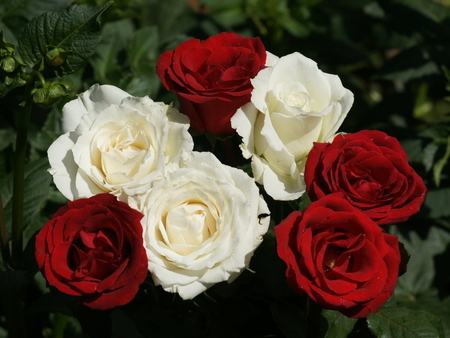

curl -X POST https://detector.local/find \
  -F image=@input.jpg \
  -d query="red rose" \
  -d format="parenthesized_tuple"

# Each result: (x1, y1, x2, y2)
(156, 32, 267, 134)
(275, 194, 401, 318)
(305, 130, 427, 226)
(35, 193, 148, 310)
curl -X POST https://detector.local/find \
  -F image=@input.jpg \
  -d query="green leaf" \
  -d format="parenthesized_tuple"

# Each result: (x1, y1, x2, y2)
(212, 8, 247, 29)
(398, 241, 410, 277)
(390, 226, 450, 297)
(0, 0, 75, 45)
(321, 309, 357, 338)
(367, 305, 445, 338)
(129, 26, 159, 70)
(0, 128, 15, 151)
(433, 136, 450, 187)
(394, 292, 450, 338)
(400, 139, 423, 164)
(393, 0, 450, 23)
(0, 22, 17, 46)
(0, 157, 52, 238)
(270, 302, 308, 338)
(28, 106, 62, 153)
(422, 142, 439, 172)
(127, 26, 160, 97)
(17, 2, 112, 74)
(23, 213, 48, 254)
(0, 0, 75, 22)
(89, 18, 135, 84)
(299, 192, 312, 212)
(144, 0, 196, 45)
(0, 75, 26, 99)
(423, 188, 450, 219)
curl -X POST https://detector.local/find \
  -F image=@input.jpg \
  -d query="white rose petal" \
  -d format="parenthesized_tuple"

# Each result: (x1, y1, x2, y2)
(48, 84, 193, 200)
(232, 52, 354, 201)
(131, 152, 270, 300)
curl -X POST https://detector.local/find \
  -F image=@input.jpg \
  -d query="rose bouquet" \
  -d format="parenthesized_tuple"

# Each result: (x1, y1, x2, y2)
(0, 1, 448, 337)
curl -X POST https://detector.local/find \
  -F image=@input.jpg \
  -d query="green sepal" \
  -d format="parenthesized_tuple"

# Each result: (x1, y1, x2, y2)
(31, 80, 75, 107)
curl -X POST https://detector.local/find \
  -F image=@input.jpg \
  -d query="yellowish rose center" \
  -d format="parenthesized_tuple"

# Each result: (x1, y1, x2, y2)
(164, 202, 216, 255)
(97, 120, 154, 185)
(282, 82, 313, 113)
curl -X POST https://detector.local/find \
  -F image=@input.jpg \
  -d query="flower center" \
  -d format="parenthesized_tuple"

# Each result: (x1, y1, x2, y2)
(69, 228, 126, 281)
(96, 120, 154, 185)
(281, 82, 314, 114)
(164, 202, 216, 255)
(322, 245, 343, 274)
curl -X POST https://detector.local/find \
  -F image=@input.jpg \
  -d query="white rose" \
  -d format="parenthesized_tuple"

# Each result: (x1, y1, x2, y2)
(130, 151, 270, 300)
(231, 52, 354, 201)
(48, 84, 193, 200)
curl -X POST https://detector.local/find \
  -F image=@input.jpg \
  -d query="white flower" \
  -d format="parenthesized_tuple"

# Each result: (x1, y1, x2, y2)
(231, 52, 354, 201)
(130, 151, 270, 300)
(48, 84, 193, 200)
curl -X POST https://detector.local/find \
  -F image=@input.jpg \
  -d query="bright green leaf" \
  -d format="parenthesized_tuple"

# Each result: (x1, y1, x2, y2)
(17, 2, 112, 74)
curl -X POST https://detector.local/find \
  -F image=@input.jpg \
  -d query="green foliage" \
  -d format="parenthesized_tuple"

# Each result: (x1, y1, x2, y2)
(89, 19, 162, 97)
(367, 304, 445, 338)
(0, 0, 75, 45)
(321, 309, 357, 338)
(0, 157, 52, 238)
(17, 2, 112, 75)
(424, 188, 450, 219)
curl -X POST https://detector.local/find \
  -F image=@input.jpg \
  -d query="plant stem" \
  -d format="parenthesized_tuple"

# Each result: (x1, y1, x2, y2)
(0, 192, 11, 265)
(11, 87, 33, 270)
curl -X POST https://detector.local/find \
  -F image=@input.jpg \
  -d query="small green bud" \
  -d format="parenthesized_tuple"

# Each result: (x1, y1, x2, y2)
(0, 56, 16, 72)
(45, 47, 69, 68)
(31, 80, 75, 107)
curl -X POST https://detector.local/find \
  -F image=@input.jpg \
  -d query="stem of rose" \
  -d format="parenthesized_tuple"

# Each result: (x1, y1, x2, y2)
(11, 82, 33, 270)
(4, 80, 35, 338)
(0, 193, 11, 265)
